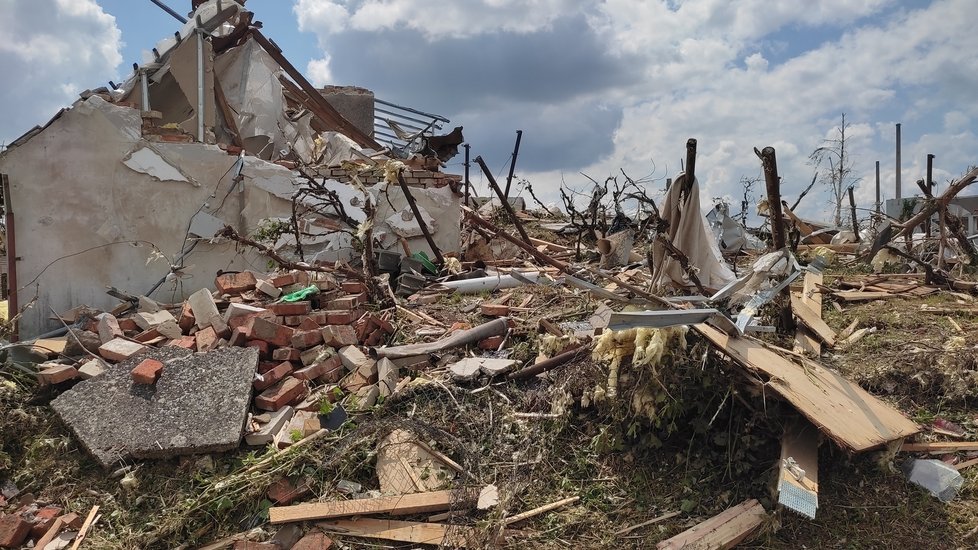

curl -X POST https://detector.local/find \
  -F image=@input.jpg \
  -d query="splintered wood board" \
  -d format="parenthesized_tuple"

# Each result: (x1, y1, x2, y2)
(656, 499, 766, 549)
(695, 324, 920, 452)
(793, 272, 825, 354)
(317, 518, 474, 547)
(791, 293, 836, 347)
(269, 490, 455, 523)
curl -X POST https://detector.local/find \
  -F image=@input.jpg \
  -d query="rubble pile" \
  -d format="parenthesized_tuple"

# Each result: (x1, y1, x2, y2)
(3, 2, 978, 550)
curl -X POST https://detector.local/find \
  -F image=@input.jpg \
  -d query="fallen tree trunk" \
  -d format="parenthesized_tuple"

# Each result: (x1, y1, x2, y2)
(370, 317, 510, 359)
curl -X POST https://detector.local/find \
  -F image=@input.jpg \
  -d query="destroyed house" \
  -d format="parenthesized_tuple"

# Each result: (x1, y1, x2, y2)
(0, 0, 463, 339)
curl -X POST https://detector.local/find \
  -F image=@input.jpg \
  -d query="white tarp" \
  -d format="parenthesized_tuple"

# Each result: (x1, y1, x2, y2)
(651, 173, 736, 292)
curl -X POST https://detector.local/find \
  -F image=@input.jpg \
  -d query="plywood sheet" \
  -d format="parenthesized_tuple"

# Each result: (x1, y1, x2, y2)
(695, 324, 920, 452)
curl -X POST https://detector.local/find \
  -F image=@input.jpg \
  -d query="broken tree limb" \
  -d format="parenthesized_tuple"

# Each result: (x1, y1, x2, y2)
(474, 156, 532, 245)
(758, 146, 786, 250)
(503, 129, 523, 198)
(465, 208, 672, 308)
(681, 138, 697, 198)
(894, 166, 978, 239)
(395, 169, 444, 265)
(507, 344, 588, 381)
(216, 225, 365, 282)
(370, 317, 509, 359)
(847, 186, 860, 241)
(614, 511, 680, 536)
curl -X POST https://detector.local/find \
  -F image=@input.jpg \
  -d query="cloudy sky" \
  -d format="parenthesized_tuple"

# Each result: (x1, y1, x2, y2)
(2, 0, 976, 223)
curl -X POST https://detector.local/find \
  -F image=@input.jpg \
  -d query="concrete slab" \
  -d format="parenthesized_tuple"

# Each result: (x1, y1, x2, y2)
(51, 346, 259, 467)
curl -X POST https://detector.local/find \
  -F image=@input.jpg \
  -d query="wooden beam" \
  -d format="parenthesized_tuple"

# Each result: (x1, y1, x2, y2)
(269, 490, 457, 524)
(790, 293, 836, 347)
(503, 496, 580, 526)
(317, 518, 474, 547)
(901, 441, 978, 453)
(656, 499, 766, 550)
(793, 271, 825, 354)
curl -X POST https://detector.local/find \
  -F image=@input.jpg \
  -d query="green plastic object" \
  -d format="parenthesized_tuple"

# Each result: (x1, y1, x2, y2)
(413, 251, 438, 274)
(280, 285, 319, 302)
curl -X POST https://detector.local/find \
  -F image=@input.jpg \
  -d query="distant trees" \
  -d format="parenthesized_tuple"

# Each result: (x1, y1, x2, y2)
(809, 113, 859, 227)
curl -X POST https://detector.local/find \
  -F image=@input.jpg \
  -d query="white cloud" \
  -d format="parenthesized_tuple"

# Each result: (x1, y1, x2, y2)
(0, 0, 122, 144)
(307, 56, 333, 87)
(295, 0, 576, 40)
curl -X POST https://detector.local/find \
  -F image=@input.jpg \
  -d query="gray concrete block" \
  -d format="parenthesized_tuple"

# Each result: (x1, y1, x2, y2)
(51, 346, 259, 467)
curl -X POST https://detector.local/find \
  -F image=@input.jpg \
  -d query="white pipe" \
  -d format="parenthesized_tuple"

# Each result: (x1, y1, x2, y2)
(140, 70, 150, 111)
(196, 29, 205, 142)
(439, 271, 540, 294)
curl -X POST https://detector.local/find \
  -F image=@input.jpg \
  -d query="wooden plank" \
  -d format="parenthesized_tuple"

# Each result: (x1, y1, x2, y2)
(269, 490, 456, 524)
(656, 499, 766, 550)
(317, 518, 473, 547)
(955, 457, 978, 471)
(695, 324, 920, 452)
(901, 441, 978, 453)
(833, 291, 900, 302)
(793, 272, 824, 354)
(790, 294, 836, 347)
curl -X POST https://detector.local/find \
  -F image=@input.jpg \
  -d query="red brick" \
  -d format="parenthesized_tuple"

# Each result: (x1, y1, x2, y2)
(292, 531, 334, 550)
(255, 361, 280, 375)
(354, 316, 378, 342)
(271, 347, 301, 361)
(255, 377, 307, 411)
(248, 317, 294, 347)
(29, 506, 63, 540)
(322, 325, 357, 347)
(232, 542, 278, 550)
(266, 477, 312, 505)
(305, 311, 330, 325)
(229, 327, 248, 347)
(58, 513, 82, 529)
(479, 336, 505, 350)
(37, 365, 78, 385)
(325, 295, 359, 310)
(269, 272, 297, 288)
(298, 317, 320, 332)
(0, 514, 30, 548)
(215, 271, 257, 295)
(178, 302, 196, 333)
(246, 340, 270, 359)
(267, 301, 312, 316)
(254, 361, 293, 391)
(325, 310, 357, 325)
(291, 329, 323, 350)
(195, 326, 218, 352)
(133, 328, 162, 343)
(132, 358, 164, 384)
(341, 281, 366, 294)
(209, 315, 231, 339)
(167, 335, 197, 349)
(282, 315, 304, 327)
(118, 317, 139, 333)
(294, 355, 342, 381)
(364, 328, 386, 347)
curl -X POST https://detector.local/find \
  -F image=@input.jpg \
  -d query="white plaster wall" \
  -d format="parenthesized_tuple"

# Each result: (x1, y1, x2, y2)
(0, 97, 461, 338)
(0, 97, 272, 337)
